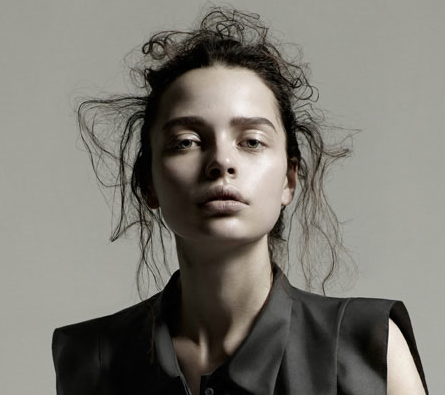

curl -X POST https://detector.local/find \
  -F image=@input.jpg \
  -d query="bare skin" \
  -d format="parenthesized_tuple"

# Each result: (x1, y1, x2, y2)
(387, 318, 426, 395)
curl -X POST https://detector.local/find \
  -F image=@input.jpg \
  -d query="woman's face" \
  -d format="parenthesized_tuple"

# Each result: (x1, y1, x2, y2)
(147, 65, 297, 246)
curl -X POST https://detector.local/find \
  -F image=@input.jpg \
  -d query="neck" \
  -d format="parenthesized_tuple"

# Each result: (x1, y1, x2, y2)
(172, 234, 274, 363)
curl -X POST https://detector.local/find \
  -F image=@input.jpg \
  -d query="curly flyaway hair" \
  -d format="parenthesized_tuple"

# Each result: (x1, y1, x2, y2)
(77, 6, 354, 299)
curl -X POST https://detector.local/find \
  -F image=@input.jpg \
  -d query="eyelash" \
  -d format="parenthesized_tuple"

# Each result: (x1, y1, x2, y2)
(170, 138, 266, 151)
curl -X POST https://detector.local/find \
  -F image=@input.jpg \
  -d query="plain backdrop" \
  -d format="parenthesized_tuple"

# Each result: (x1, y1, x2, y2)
(1, 0, 443, 394)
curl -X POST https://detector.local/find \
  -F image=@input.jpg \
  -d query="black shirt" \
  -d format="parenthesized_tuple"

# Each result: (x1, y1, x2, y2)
(52, 263, 429, 395)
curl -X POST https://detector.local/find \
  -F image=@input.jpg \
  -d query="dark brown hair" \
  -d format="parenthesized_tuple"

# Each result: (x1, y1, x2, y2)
(78, 6, 354, 297)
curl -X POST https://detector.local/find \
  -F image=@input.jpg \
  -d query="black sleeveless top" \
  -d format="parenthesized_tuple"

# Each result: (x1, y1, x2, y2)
(52, 264, 429, 394)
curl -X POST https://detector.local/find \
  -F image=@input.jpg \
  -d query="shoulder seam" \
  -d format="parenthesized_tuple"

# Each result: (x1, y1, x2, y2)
(98, 323, 103, 391)
(335, 297, 353, 391)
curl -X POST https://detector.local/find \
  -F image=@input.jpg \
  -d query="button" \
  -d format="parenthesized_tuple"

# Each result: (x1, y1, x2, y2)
(204, 388, 214, 395)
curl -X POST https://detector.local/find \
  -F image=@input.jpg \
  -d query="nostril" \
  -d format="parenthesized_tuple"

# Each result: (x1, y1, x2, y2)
(206, 164, 235, 179)
(208, 168, 221, 178)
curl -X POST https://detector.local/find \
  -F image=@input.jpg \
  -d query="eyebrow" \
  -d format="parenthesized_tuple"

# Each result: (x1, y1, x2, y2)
(161, 116, 277, 133)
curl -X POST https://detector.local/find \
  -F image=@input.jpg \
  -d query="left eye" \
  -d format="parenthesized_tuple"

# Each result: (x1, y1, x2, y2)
(243, 139, 265, 149)
(170, 138, 265, 151)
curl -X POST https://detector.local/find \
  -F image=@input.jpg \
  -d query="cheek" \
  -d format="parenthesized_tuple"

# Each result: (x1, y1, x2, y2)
(249, 157, 288, 208)
(152, 157, 198, 203)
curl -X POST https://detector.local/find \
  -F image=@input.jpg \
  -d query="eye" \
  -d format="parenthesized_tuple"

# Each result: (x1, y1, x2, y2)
(242, 138, 266, 150)
(169, 138, 200, 151)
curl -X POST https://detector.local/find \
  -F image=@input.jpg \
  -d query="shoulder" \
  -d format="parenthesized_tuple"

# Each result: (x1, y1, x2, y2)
(287, 287, 400, 345)
(53, 294, 161, 345)
(287, 283, 350, 315)
(286, 285, 429, 395)
(52, 294, 162, 394)
(332, 296, 429, 395)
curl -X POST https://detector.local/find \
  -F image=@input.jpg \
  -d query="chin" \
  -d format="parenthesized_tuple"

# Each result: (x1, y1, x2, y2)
(194, 225, 270, 244)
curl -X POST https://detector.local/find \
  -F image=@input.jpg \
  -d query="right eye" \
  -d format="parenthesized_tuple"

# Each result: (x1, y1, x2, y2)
(170, 138, 200, 151)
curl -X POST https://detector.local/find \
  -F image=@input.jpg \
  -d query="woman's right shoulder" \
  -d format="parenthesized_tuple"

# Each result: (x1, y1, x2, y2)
(52, 293, 162, 394)
(53, 291, 163, 343)
(53, 292, 162, 338)
(54, 295, 160, 362)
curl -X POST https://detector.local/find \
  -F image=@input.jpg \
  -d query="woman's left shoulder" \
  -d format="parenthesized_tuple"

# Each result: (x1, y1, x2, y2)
(336, 296, 429, 395)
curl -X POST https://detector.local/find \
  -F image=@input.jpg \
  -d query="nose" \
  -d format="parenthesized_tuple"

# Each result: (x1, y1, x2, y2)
(204, 140, 236, 180)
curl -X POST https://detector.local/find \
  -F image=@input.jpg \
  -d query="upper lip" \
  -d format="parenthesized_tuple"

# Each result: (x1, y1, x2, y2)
(198, 185, 247, 204)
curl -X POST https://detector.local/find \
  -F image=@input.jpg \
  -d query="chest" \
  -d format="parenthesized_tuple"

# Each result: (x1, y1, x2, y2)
(172, 337, 228, 395)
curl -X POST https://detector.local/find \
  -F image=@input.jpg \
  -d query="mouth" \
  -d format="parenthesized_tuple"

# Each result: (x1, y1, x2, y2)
(205, 196, 240, 203)
(198, 185, 247, 205)
(199, 199, 248, 213)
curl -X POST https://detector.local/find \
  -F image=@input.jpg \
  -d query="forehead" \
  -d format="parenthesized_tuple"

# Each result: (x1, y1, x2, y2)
(155, 65, 280, 123)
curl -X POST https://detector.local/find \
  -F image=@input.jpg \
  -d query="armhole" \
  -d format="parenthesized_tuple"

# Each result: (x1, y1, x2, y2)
(337, 298, 428, 395)
(389, 301, 429, 395)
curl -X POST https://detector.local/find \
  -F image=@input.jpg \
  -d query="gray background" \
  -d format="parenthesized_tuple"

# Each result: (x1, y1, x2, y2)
(1, 0, 443, 394)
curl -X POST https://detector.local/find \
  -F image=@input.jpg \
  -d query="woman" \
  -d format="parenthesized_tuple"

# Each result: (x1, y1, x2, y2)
(52, 7, 429, 395)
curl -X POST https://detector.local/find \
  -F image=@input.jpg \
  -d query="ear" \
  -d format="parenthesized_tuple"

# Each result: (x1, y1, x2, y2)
(281, 158, 298, 207)
(146, 189, 160, 209)
(145, 174, 160, 209)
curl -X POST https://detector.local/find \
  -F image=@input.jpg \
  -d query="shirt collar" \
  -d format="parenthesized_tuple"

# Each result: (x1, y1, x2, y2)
(153, 263, 294, 395)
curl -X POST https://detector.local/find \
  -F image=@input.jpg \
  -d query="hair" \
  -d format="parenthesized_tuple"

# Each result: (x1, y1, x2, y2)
(77, 6, 354, 300)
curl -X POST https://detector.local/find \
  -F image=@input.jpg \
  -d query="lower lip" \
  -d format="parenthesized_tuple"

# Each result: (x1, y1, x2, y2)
(199, 200, 247, 212)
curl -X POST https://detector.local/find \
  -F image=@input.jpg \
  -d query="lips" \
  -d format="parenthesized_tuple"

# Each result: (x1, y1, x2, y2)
(198, 185, 247, 205)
